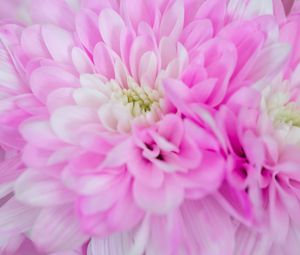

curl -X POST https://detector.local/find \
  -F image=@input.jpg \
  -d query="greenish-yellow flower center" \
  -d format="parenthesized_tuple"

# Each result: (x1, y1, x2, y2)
(109, 78, 162, 118)
(274, 103, 300, 127)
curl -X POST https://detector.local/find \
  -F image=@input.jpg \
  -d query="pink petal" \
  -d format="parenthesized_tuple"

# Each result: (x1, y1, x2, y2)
(93, 43, 115, 79)
(139, 51, 158, 88)
(246, 43, 290, 81)
(180, 19, 213, 51)
(180, 197, 235, 255)
(47, 88, 76, 113)
(75, 9, 100, 53)
(178, 150, 224, 198)
(41, 24, 75, 63)
(133, 177, 184, 214)
(195, 0, 226, 31)
(157, 114, 184, 147)
(129, 35, 154, 80)
(30, 66, 79, 102)
(101, 139, 132, 168)
(160, 0, 184, 41)
(31, 206, 87, 252)
(21, 25, 50, 58)
(98, 8, 125, 54)
(269, 183, 289, 243)
(50, 106, 98, 144)
(87, 233, 134, 255)
(0, 197, 39, 233)
(20, 118, 64, 150)
(30, 0, 75, 30)
(128, 148, 164, 188)
(71, 47, 94, 74)
(15, 170, 75, 207)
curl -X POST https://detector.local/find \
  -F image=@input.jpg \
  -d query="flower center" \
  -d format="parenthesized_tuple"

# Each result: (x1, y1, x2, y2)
(110, 78, 162, 117)
(106, 76, 163, 119)
(274, 103, 300, 127)
(264, 90, 300, 128)
(261, 85, 300, 145)
(89, 75, 164, 133)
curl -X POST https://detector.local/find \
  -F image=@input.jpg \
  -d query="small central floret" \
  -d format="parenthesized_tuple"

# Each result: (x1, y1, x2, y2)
(265, 90, 300, 128)
(109, 78, 162, 118)
(274, 103, 300, 128)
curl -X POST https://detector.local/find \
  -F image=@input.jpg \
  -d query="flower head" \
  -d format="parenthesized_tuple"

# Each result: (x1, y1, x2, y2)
(0, 0, 297, 254)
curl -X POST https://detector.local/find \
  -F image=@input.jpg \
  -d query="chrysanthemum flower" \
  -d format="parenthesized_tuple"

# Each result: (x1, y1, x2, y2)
(0, 0, 297, 254)
(215, 7, 300, 253)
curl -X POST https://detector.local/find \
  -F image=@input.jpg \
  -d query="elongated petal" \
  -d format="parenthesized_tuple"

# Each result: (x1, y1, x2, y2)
(31, 206, 87, 252)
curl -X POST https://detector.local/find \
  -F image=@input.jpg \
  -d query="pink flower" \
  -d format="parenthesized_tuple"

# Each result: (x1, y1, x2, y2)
(216, 10, 300, 252)
(0, 0, 296, 254)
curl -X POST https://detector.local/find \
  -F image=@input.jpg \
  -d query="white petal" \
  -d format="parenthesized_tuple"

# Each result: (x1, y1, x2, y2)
(0, 197, 39, 233)
(15, 170, 75, 207)
(87, 233, 134, 255)
(31, 206, 87, 252)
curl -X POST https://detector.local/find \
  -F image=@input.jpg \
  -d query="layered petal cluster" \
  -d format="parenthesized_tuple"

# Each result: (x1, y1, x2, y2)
(0, 0, 299, 255)
(214, 4, 300, 254)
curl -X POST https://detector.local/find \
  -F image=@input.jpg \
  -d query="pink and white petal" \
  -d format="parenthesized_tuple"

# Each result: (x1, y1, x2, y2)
(133, 177, 184, 214)
(76, 170, 128, 196)
(127, 149, 164, 188)
(120, 0, 156, 29)
(106, 191, 144, 233)
(203, 39, 237, 106)
(195, 0, 226, 31)
(216, 182, 254, 225)
(80, 73, 107, 90)
(181, 19, 213, 51)
(76, 9, 101, 53)
(71, 47, 94, 74)
(189, 79, 217, 103)
(129, 35, 155, 81)
(50, 249, 82, 255)
(47, 88, 76, 113)
(157, 114, 184, 147)
(30, 66, 79, 102)
(234, 225, 272, 255)
(87, 233, 134, 255)
(246, 43, 290, 81)
(78, 176, 129, 214)
(163, 79, 191, 114)
(20, 118, 64, 150)
(22, 144, 52, 169)
(159, 37, 177, 69)
(219, 21, 265, 85)
(81, 0, 116, 12)
(93, 43, 115, 79)
(101, 139, 132, 168)
(98, 8, 125, 55)
(21, 25, 50, 58)
(41, 24, 75, 63)
(160, 0, 184, 41)
(50, 106, 98, 144)
(184, 119, 220, 151)
(180, 197, 235, 255)
(268, 182, 290, 243)
(227, 87, 261, 110)
(15, 170, 75, 207)
(139, 51, 158, 88)
(0, 197, 39, 233)
(242, 130, 265, 168)
(30, 0, 75, 30)
(0, 155, 23, 185)
(73, 87, 108, 108)
(178, 150, 224, 198)
(31, 206, 87, 253)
